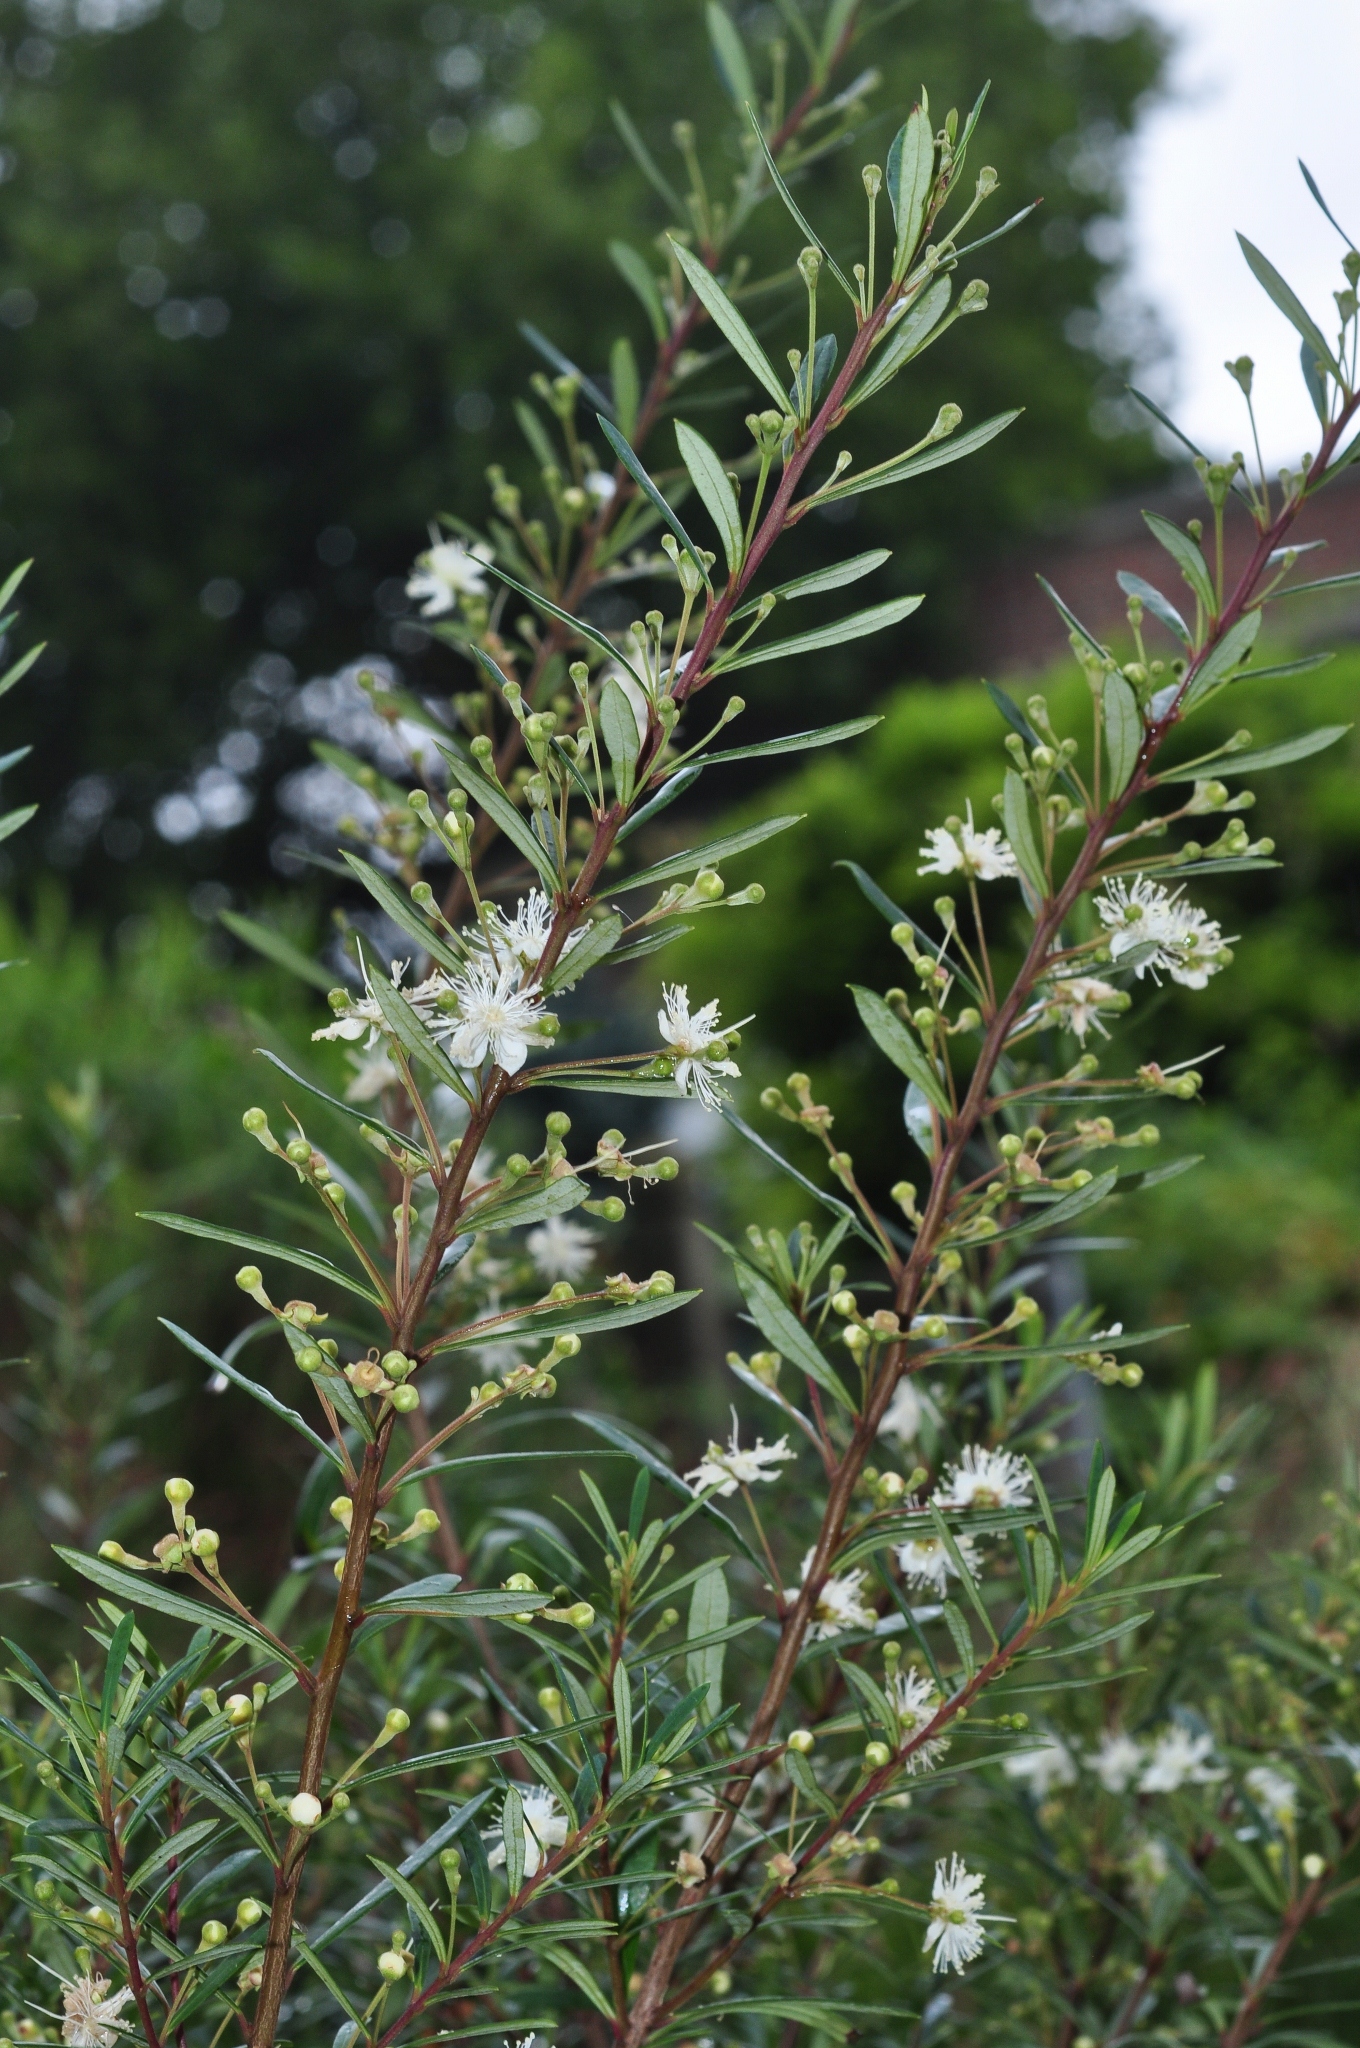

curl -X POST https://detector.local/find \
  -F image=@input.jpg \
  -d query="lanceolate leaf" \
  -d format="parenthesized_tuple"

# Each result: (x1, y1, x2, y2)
(1182, 609, 1261, 709)
(1102, 673, 1143, 795)
(1116, 570, 1190, 645)
(541, 912, 623, 993)
(460, 1174, 591, 1235)
(598, 674, 641, 806)
(427, 1288, 700, 1355)
(668, 237, 788, 409)
(609, 240, 668, 341)
(886, 104, 934, 281)
(733, 1260, 855, 1411)
(616, 813, 803, 892)
(983, 681, 1083, 802)
(597, 415, 712, 590)
(218, 912, 335, 992)
(340, 853, 465, 975)
(1002, 770, 1046, 896)
(703, 714, 882, 764)
(984, 1168, 1120, 1246)
(438, 744, 561, 891)
(675, 419, 744, 573)
(849, 275, 953, 409)
(366, 964, 467, 1097)
(518, 321, 614, 419)
(161, 1318, 344, 1472)
(731, 549, 891, 615)
(1156, 724, 1351, 782)
(746, 109, 856, 304)
(835, 859, 984, 1002)
(478, 561, 648, 693)
(609, 100, 683, 215)
(705, 0, 755, 109)
(253, 1050, 409, 1154)
(811, 411, 1021, 504)
(1270, 568, 1360, 600)
(54, 1548, 286, 1662)
(1036, 576, 1109, 659)
(1142, 510, 1216, 613)
(710, 595, 923, 671)
(849, 984, 949, 1114)
(1236, 234, 1340, 379)
(138, 1212, 384, 1307)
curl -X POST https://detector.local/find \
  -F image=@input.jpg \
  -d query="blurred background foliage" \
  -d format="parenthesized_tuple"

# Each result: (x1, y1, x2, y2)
(0, 0, 1167, 903)
(0, 0, 1356, 1649)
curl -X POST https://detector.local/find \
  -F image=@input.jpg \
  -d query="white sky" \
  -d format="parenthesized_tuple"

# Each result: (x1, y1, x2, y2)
(1126, 0, 1356, 468)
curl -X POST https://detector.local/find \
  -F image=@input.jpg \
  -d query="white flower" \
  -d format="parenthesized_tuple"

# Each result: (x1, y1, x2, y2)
(444, 960, 555, 1075)
(891, 1665, 950, 1774)
(475, 890, 585, 979)
(1089, 1729, 1144, 1793)
(1004, 1735, 1077, 1798)
(343, 1049, 401, 1102)
(312, 962, 448, 1048)
(917, 802, 1018, 882)
(1045, 974, 1121, 1042)
(1127, 1833, 1169, 1906)
(685, 1411, 795, 1498)
(60, 1975, 137, 2048)
(526, 1214, 597, 1282)
(877, 1377, 921, 1447)
(658, 984, 741, 1111)
(584, 469, 617, 505)
(407, 538, 492, 616)
(789, 1549, 876, 1640)
(1245, 1764, 1297, 1827)
(896, 1530, 981, 1597)
(1138, 1724, 1225, 1794)
(935, 1444, 1032, 1512)
(1093, 874, 1233, 989)
(923, 1853, 988, 1975)
(487, 1785, 568, 1877)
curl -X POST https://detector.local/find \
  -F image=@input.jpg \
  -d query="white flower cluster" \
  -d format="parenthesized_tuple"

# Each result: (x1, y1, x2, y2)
(1093, 874, 1233, 989)
(895, 1445, 1033, 1597)
(1085, 1722, 1226, 1795)
(917, 801, 1018, 882)
(59, 1974, 136, 2048)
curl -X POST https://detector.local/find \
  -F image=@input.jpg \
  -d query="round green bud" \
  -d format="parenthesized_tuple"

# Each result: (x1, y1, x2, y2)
(1012, 1296, 1039, 1321)
(660, 1606, 680, 1628)
(323, 1180, 346, 1206)
(391, 1384, 421, 1414)
(242, 1107, 269, 1135)
(236, 1264, 263, 1292)
(831, 1290, 857, 1318)
(566, 1601, 595, 1629)
(652, 1155, 679, 1180)
(760, 1086, 784, 1110)
(787, 1728, 815, 1754)
(86, 1904, 116, 1930)
(224, 1693, 253, 1725)
(545, 1110, 571, 1138)
(377, 1949, 410, 1983)
(234, 1896, 266, 1929)
(411, 880, 435, 909)
(198, 1919, 228, 1950)
(165, 1476, 195, 1507)
(692, 868, 724, 901)
(1302, 1852, 1325, 1881)
(709, 1969, 733, 1998)
(1137, 1124, 1160, 1146)
(34, 1875, 56, 1901)
(547, 1280, 575, 1302)
(381, 1349, 413, 1379)
(598, 1196, 626, 1223)
(537, 1686, 563, 1713)
(190, 1527, 220, 1560)
(296, 1345, 324, 1373)
(286, 1137, 312, 1163)
(331, 1789, 350, 1813)
(36, 1757, 57, 1785)
(505, 1153, 531, 1178)
(553, 1333, 582, 1359)
(469, 734, 494, 761)
(98, 1539, 127, 1563)
(998, 1133, 1023, 1159)
(505, 1572, 538, 1593)
(384, 1708, 411, 1736)
(1119, 1363, 1144, 1387)
(918, 1316, 948, 1340)
(440, 1847, 463, 1882)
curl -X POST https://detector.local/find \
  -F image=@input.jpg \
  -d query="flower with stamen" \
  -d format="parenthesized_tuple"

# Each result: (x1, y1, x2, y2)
(685, 1411, 795, 1498)
(658, 984, 743, 1111)
(1044, 974, 1122, 1042)
(922, 1853, 988, 1974)
(1093, 874, 1233, 989)
(877, 1377, 921, 1447)
(526, 1215, 597, 1282)
(1089, 1729, 1143, 1793)
(917, 802, 1017, 882)
(313, 962, 449, 1049)
(1245, 1764, 1297, 1827)
(896, 1530, 981, 1597)
(788, 1549, 876, 1639)
(1003, 1735, 1077, 1798)
(1138, 1724, 1224, 1794)
(407, 538, 492, 616)
(60, 1974, 137, 2048)
(476, 890, 585, 978)
(892, 1664, 950, 1774)
(935, 1444, 1032, 1512)
(487, 1784, 568, 1877)
(443, 960, 555, 1075)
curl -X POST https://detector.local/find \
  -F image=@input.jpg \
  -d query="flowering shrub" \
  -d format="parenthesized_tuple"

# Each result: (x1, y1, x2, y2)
(4, 9, 1360, 2048)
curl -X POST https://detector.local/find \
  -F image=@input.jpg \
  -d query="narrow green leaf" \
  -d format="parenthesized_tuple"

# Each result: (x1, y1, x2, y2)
(1102, 674, 1143, 795)
(100, 1613, 136, 1732)
(313, 1798, 488, 1952)
(371, 1858, 445, 1957)
(1157, 724, 1350, 783)
(849, 984, 949, 1113)
(138, 1212, 383, 1307)
(540, 912, 623, 994)
(542, 1942, 617, 2018)
(161, 1319, 343, 1472)
(706, 1, 755, 107)
(217, 911, 335, 992)
(731, 549, 891, 616)
(886, 104, 934, 281)
(1036, 575, 1109, 660)
(293, 1937, 366, 2029)
(54, 1548, 285, 1662)
(617, 812, 802, 893)
(0, 640, 44, 700)
(813, 412, 1021, 505)
(686, 1563, 729, 1716)
(127, 1816, 219, 1896)
(675, 419, 744, 574)
(339, 853, 465, 974)
(460, 1174, 591, 1235)
(610, 241, 668, 342)
(784, 1744, 836, 1813)
(501, 1783, 526, 1895)
(1116, 570, 1190, 645)
(253, 1049, 408, 1153)
(598, 675, 641, 807)
(0, 803, 37, 843)
(733, 1259, 855, 1411)
(609, 100, 683, 215)
(746, 109, 856, 304)
(1002, 769, 1046, 896)
(704, 715, 882, 767)
(711, 594, 923, 671)
(471, 561, 648, 690)
(848, 275, 953, 409)
(928, 1504, 996, 1645)
(0, 559, 33, 613)
(837, 1656, 895, 1739)
(596, 414, 712, 590)
(1237, 234, 1340, 379)
(518, 321, 614, 419)
(611, 334, 640, 439)
(1270, 568, 1360, 600)
(668, 237, 788, 409)
(365, 964, 468, 1098)
(941, 1601, 976, 1683)
(1182, 609, 1261, 709)
(1142, 510, 1216, 613)
(428, 1288, 699, 1355)
(438, 745, 561, 890)
(1032, 1530, 1056, 1613)
(835, 860, 983, 1001)
(1083, 1467, 1117, 1569)
(987, 1167, 1120, 1246)
(1216, 651, 1332, 683)
(612, 1659, 635, 1779)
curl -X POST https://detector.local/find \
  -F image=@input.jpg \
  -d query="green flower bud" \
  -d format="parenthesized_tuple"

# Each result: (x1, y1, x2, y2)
(384, 1708, 411, 1736)
(545, 1110, 571, 1138)
(831, 1290, 858, 1318)
(224, 1693, 253, 1725)
(377, 1949, 410, 1984)
(470, 734, 494, 761)
(242, 1106, 269, 1135)
(164, 1475, 195, 1508)
(323, 1180, 346, 1207)
(787, 1727, 815, 1754)
(198, 1919, 228, 1950)
(998, 1133, 1023, 1159)
(566, 1601, 595, 1629)
(440, 1847, 464, 1885)
(692, 868, 725, 901)
(381, 1349, 413, 1380)
(505, 1153, 531, 1178)
(296, 1345, 324, 1373)
(235, 1264, 263, 1293)
(917, 1315, 948, 1340)
(391, 1384, 420, 1414)
(286, 1137, 312, 1163)
(863, 1741, 892, 1770)
(234, 1896, 266, 1930)
(652, 1155, 679, 1180)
